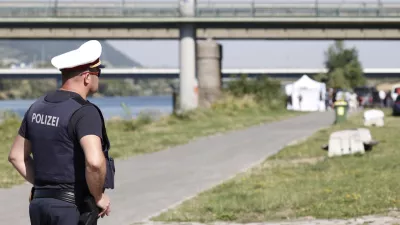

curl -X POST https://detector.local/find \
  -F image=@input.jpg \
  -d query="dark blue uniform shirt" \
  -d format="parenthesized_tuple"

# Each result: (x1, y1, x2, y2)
(18, 90, 103, 190)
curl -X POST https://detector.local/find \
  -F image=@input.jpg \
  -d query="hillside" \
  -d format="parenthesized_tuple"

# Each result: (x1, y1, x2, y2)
(0, 40, 141, 68)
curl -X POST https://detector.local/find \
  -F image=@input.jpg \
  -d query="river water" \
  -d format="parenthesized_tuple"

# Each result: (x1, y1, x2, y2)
(0, 95, 173, 120)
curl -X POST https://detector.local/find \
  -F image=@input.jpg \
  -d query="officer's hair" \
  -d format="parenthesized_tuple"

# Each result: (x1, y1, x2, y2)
(61, 69, 86, 82)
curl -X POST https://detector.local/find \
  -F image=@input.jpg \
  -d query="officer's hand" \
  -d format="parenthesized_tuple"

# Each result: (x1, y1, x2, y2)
(96, 193, 111, 218)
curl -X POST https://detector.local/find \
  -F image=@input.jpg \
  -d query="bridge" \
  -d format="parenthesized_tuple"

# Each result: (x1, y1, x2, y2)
(0, 68, 399, 80)
(1, 1, 400, 40)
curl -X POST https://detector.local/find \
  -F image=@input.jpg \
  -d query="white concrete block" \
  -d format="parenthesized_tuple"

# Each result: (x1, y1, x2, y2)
(364, 118, 384, 127)
(364, 109, 385, 127)
(356, 128, 373, 144)
(328, 130, 365, 157)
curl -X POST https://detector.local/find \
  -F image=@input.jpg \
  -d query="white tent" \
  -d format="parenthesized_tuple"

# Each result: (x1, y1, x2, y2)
(286, 75, 326, 112)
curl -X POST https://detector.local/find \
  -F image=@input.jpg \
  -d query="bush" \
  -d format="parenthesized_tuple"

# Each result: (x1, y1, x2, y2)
(225, 75, 285, 109)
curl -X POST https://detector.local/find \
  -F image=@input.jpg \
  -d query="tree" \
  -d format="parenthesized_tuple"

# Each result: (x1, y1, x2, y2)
(315, 40, 366, 89)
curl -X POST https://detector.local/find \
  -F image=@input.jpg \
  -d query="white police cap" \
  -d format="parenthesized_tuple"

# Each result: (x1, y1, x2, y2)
(51, 40, 104, 71)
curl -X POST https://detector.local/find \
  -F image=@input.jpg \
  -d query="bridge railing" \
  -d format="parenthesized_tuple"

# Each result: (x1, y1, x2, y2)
(1, 1, 400, 18)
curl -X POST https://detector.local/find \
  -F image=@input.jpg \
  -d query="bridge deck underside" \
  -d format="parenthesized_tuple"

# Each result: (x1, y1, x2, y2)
(1, 28, 400, 40)
(1, 18, 400, 39)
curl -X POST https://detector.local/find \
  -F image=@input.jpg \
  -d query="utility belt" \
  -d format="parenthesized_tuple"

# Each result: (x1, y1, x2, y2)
(30, 188, 100, 225)
(31, 188, 76, 205)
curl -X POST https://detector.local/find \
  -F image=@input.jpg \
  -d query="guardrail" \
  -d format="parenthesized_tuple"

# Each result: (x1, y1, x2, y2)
(0, 1, 400, 18)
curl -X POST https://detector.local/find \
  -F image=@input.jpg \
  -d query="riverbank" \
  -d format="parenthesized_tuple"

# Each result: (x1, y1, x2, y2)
(152, 109, 400, 223)
(0, 95, 301, 188)
(0, 79, 174, 100)
(0, 95, 173, 120)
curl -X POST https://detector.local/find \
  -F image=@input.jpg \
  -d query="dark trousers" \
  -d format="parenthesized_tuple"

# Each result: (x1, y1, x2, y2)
(29, 198, 80, 225)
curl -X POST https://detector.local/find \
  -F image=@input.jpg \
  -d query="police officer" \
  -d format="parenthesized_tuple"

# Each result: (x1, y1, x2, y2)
(8, 40, 115, 225)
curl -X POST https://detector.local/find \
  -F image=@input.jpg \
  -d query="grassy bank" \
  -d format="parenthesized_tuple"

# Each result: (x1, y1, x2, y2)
(0, 94, 300, 188)
(153, 109, 400, 223)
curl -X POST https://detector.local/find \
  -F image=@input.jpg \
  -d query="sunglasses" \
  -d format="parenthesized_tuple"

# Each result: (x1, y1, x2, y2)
(86, 68, 101, 77)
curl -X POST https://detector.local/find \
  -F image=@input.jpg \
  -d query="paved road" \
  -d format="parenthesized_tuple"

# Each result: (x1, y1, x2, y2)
(0, 111, 334, 225)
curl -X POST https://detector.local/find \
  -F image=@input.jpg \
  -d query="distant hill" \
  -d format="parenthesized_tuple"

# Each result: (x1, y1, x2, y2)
(0, 40, 141, 68)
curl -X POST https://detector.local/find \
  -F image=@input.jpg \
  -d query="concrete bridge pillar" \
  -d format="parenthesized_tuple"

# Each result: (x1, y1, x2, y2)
(197, 39, 222, 108)
(179, 0, 198, 111)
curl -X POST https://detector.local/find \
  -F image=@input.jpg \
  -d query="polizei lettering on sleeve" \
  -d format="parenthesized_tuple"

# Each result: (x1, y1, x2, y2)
(32, 113, 60, 127)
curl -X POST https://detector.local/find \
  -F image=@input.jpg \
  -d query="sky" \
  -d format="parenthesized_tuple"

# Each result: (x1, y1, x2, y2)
(108, 40, 400, 69)
(19, 0, 400, 69)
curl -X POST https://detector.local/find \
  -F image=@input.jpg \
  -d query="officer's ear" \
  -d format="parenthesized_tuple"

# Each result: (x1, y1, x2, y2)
(82, 71, 91, 84)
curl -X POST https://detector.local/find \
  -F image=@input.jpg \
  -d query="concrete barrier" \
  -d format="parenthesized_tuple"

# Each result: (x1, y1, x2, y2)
(326, 128, 378, 157)
(328, 129, 365, 157)
(364, 109, 384, 127)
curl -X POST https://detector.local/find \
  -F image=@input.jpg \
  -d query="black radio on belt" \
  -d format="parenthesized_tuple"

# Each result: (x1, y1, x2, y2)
(103, 146, 115, 189)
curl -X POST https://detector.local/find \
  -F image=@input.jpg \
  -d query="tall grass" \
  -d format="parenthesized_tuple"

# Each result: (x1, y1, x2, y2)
(225, 75, 285, 110)
(119, 74, 287, 133)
